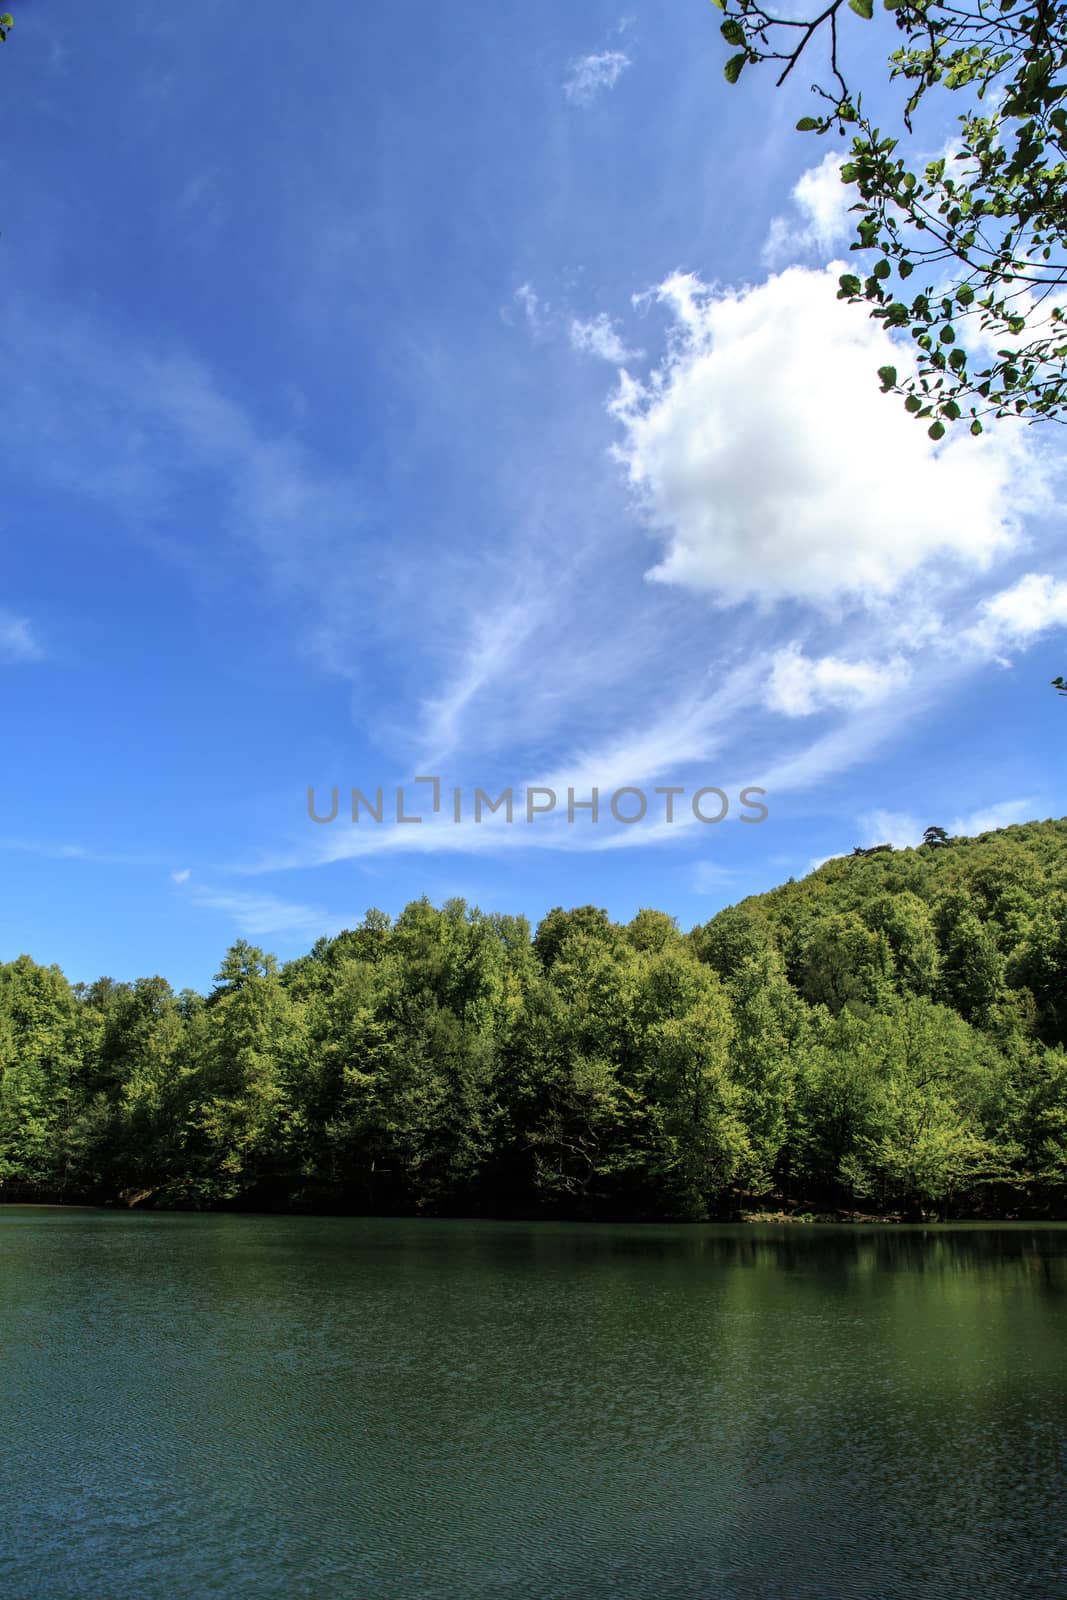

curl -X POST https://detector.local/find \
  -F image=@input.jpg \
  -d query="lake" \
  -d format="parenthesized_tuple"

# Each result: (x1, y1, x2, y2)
(2, 1210, 1065, 1599)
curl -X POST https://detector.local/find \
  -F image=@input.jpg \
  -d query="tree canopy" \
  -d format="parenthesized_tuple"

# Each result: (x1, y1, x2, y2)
(717, 0, 1067, 434)
(2, 819, 1066, 1221)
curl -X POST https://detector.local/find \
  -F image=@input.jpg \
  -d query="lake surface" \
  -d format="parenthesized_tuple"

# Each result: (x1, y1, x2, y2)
(2, 1211, 1065, 1600)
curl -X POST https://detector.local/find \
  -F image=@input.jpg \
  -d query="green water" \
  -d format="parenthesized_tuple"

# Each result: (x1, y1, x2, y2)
(1, 1210, 1065, 1599)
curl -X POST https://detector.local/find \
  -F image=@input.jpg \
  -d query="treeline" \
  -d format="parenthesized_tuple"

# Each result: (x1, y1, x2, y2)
(2, 819, 1066, 1220)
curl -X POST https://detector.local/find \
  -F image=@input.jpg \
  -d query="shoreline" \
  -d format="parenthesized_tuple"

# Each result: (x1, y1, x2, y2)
(1, 1197, 1062, 1226)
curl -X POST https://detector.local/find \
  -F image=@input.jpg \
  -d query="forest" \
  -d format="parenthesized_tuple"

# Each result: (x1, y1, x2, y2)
(2, 819, 1065, 1221)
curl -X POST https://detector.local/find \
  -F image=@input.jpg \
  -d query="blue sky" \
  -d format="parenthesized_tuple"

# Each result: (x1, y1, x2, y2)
(2, 0, 1064, 991)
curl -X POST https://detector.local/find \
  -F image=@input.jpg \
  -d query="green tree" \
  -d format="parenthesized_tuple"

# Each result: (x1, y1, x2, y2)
(717, 0, 1067, 430)
(0, 956, 97, 1196)
(841, 998, 1006, 1215)
(1005, 1042, 1067, 1205)
(644, 997, 748, 1218)
(691, 903, 777, 978)
(625, 908, 683, 954)
(936, 899, 1006, 1023)
(72, 975, 186, 1197)
(520, 924, 637, 1210)
(723, 949, 807, 1193)
(866, 891, 942, 995)
(793, 1005, 883, 1198)
(1007, 889, 1067, 1042)
(174, 943, 299, 1204)
(790, 911, 894, 1014)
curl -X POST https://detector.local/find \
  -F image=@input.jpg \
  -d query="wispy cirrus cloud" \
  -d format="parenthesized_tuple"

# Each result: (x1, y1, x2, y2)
(564, 49, 631, 107)
(507, 282, 550, 338)
(180, 880, 350, 942)
(0, 292, 402, 686)
(570, 313, 639, 364)
(0, 611, 44, 663)
(0, 835, 160, 867)
(6, 239, 1056, 899)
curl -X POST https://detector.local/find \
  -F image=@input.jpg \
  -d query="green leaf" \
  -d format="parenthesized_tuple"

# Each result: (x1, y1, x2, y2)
(837, 273, 862, 297)
(928, 420, 946, 440)
(970, 419, 984, 435)
(724, 52, 746, 84)
(849, 0, 874, 16)
(905, 394, 922, 413)
(873, 259, 891, 279)
(877, 365, 898, 390)
(796, 117, 822, 131)
(720, 19, 746, 45)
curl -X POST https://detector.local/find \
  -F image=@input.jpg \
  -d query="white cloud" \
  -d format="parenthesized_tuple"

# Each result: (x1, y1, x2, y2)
(506, 282, 551, 341)
(570, 314, 638, 365)
(807, 851, 847, 873)
(949, 798, 1036, 836)
(184, 883, 346, 942)
(0, 611, 43, 662)
(763, 153, 853, 265)
(173, 165, 226, 240)
(611, 266, 1035, 609)
(692, 860, 737, 893)
(564, 51, 631, 106)
(750, 699, 931, 797)
(765, 643, 909, 716)
(0, 835, 158, 866)
(417, 595, 548, 767)
(514, 282, 540, 322)
(171, 868, 191, 884)
(859, 809, 924, 849)
(859, 798, 1036, 849)
(535, 662, 763, 799)
(966, 572, 1067, 659)
(0, 296, 395, 687)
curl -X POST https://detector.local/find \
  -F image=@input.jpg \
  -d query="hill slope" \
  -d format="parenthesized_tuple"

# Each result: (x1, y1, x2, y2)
(2, 819, 1065, 1219)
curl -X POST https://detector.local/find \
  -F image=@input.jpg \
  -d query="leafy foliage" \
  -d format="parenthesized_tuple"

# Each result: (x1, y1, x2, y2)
(2, 820, 1067, 1219)
(716, 0, 1067, 430)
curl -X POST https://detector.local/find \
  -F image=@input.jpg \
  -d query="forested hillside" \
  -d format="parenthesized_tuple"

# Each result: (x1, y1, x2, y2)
(2, 819, 1066, 1220)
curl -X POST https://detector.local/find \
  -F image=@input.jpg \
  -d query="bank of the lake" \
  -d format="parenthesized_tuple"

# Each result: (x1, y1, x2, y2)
(3, 1207, 1065, 1600)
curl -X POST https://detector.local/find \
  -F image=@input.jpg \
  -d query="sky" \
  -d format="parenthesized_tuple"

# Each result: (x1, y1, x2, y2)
(2, 0, 1065, 991)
